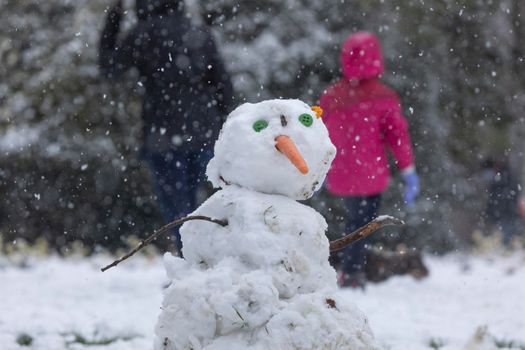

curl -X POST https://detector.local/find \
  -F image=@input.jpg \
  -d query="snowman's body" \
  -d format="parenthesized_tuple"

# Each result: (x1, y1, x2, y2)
(154, 100, 378, 350)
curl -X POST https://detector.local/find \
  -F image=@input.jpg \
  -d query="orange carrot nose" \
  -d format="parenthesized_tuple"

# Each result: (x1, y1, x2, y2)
(275, 135, 309, 174)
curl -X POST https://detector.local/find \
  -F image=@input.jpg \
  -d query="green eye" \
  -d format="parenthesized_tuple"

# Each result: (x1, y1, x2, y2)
(298, 114, 313, 127)
(252, 119, 269, 132)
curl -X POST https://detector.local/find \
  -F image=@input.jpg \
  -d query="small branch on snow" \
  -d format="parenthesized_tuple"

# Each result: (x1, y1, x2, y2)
(329, 216, 404, 253)
(101, 215, 228, 272)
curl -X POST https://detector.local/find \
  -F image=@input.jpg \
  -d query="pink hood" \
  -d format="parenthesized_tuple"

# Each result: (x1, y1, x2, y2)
(341, 32, 384, 81)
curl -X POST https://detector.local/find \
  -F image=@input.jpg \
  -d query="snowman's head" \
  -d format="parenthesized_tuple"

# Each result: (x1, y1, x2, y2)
(206, 99, 336, 200)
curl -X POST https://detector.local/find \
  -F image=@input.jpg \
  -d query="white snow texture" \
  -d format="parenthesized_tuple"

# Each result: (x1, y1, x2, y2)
(154, 99, 378, 349)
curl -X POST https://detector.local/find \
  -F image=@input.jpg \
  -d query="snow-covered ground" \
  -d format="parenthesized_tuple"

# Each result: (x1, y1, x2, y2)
(1, 253, 524, 350)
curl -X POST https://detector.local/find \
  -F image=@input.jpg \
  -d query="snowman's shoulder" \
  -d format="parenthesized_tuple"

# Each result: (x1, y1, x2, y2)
(187, 188, 233, 222)
(192, 186, 253, 210)
(193, 186, 326, 228)
(232, 187, 328, 229)
(224, 186, 320, 212)
(187, 186, 264, 220)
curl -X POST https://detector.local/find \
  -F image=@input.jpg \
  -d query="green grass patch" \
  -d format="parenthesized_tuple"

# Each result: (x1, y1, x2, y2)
(494, 338, 525, 349)
(16, 333, 33, 346)
(428, 337, 445, 349)
(64, 331, 136, 347)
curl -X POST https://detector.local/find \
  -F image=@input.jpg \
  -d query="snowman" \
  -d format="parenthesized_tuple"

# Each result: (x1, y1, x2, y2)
(154, 99, 379, 350)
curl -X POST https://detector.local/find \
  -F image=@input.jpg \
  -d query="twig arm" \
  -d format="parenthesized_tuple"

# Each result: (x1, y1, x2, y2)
(329, 216, 404, 253)
(101, 215, 228, 272)
(102, 213, 401, 271)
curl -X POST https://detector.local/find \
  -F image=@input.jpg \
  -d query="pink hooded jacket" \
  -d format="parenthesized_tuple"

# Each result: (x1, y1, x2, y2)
(321, 32, 415, 196)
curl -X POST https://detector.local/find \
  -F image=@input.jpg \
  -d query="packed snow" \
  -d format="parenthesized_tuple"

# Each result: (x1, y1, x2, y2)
(1, 253, 524, 350)
(157, 186, 376, 349)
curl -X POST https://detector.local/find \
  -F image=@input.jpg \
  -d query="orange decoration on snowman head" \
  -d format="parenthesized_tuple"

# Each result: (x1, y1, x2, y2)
(311, 105, 323, 119)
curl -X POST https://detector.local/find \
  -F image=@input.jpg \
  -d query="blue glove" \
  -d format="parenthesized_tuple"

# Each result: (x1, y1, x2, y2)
(402, 169, 420, 208)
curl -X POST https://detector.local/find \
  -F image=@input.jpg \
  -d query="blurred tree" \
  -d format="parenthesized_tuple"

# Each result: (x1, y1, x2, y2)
(0, 0, 164, 251)
(1, 0, 524, 252)
(200, 0, 525, 252)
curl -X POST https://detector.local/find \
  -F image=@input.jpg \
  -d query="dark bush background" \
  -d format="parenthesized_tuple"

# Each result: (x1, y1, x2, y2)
(2, 0, 525, 253)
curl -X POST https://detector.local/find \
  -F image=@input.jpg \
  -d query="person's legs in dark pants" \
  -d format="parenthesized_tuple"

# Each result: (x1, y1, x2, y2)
(340, 194, 381, 287)
(498, 218, 517, 247)
(145, 148, 213, 255)
(145, 150, 194, 254)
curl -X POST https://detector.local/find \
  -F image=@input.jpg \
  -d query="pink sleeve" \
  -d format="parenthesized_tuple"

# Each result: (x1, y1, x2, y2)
(380, 101, 415, 170)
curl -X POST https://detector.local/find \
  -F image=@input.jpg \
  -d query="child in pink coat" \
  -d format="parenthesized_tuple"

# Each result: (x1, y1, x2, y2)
(320, 32, 419, 288)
